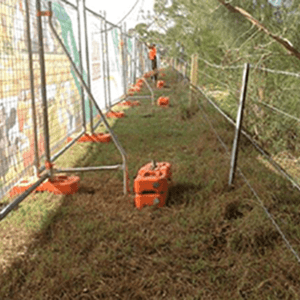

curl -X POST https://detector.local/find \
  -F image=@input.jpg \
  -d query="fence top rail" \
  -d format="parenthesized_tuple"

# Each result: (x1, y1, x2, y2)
(85, 7, 121, 29)
(60, 0, 77, 9)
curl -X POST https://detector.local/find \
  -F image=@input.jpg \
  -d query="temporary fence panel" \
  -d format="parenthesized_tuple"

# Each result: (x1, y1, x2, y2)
(48, 2, 129, 195)
(144, 44, 151, 73)
(45, 0, 84, 154)
(0, 0, 85, 215)
(126, 35, 134, 86)
(135, 42, 148, 78)
(135, 40, 144, 78)
(86, 9, 105, 112)
(135, 40, 140, 78)
(0, 0, 57, 218)
(0, 0, 40, 203)
(108, 27, 124, 104)
(0, 0, 132, 221)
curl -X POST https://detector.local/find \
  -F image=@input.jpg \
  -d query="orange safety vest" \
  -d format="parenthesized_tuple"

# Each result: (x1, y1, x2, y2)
(149, 47, 157, 60)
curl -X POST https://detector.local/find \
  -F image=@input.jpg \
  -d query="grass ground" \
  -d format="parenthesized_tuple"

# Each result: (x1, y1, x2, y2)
(0, 68, 300, 299)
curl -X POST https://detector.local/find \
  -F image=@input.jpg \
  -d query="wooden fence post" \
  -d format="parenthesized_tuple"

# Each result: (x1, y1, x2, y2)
(189, 53, 198, 108)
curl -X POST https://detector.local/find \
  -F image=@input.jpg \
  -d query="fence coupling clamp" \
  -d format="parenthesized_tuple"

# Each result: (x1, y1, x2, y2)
(37, 11, 52, 17)
(45, 161, 54, 170)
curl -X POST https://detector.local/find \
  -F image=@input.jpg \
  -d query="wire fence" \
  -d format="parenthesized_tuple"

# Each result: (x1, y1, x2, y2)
(46, 0, 85, 156)
(177, 54, 300, 186)
(0, 0, 152, 221)
(86, 8, 106, 111)
(0, 0, 41, 200)
(197, 96, 300, 264)
(172, 56, 300, 264)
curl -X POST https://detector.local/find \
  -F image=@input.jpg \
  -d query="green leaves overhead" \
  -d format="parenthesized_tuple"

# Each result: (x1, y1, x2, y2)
(133, 0, 300, 159)
(134, 0, 300, 68)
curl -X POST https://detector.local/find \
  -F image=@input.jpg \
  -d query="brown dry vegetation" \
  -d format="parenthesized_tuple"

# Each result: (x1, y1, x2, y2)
(0, 68, 300, 299)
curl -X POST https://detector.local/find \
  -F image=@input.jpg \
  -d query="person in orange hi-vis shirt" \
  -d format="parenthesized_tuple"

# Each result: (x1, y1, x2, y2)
(145, 43, 158, 83)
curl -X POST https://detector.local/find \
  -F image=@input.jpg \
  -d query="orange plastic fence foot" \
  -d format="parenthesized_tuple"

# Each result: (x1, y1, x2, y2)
(9, 175, 80, 197)
(139, 162, 172, 179)
(120, 100, 132, 106)
(78, 134, 95, 142)
(134, 193, 167, 210)
(36, 175, 80, 195)
(133, 161, 172, 209)
(157, 80, 165, 89)
(70, 133, 111, 143)
(136, 79, 143, 87)
(128, 88, 135, 95)
(91, 133, 111, 143)
(134, 175, 168, 195)
(157, 97, 170, 107)
(9, 177, 37, 197)
(120, 100, 140, 107)
(106, 111, 125, 118)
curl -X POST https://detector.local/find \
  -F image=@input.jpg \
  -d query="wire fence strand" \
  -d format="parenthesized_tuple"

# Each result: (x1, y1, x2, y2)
(248, 98, 300, 123)
(197, 56, 300, 77)
(198, 56, 245, 70)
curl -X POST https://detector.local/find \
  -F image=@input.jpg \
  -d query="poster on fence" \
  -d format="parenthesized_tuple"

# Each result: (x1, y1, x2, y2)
(0, 0, 84, 199)
(87, 10, 105, 111)
(109, 28, 124, 103)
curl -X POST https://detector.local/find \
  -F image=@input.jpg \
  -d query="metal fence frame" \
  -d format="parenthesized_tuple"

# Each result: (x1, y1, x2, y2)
(0, 0, 153, 222)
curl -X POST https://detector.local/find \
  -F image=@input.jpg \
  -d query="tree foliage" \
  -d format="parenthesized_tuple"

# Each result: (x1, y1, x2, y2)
(134, 0, 300, 156)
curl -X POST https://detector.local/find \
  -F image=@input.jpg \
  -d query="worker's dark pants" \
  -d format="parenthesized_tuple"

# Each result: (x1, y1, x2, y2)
(151, 57, 158, 82)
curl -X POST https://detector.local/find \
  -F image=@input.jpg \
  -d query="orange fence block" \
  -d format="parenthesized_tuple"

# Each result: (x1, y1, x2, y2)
(157, 80, 165, 89)
(136, 79, 143, 86)
(138, 162, 172, 179)
(106, 111, 125, 118)
(67, 133, 111, 143)
(127, 84, 142, 95)
(133, 86, 141, 92)
(135, 193, 168, 209)
(10, 175, 80, 197)
(134, 161, 172, 210)
(36, 175, 80, 195)
(128, 88, 135, 96)
(143, 71, 154, 78)
(9, 176, 38, 197)
(134, 172, 168, 195)
(157, 97, 169, 107)
(120, 100, 140, 107)
(127, 80, 143, 95)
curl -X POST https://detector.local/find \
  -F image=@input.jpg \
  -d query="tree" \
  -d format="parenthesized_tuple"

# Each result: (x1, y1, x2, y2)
(134, 0, 300, 156)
